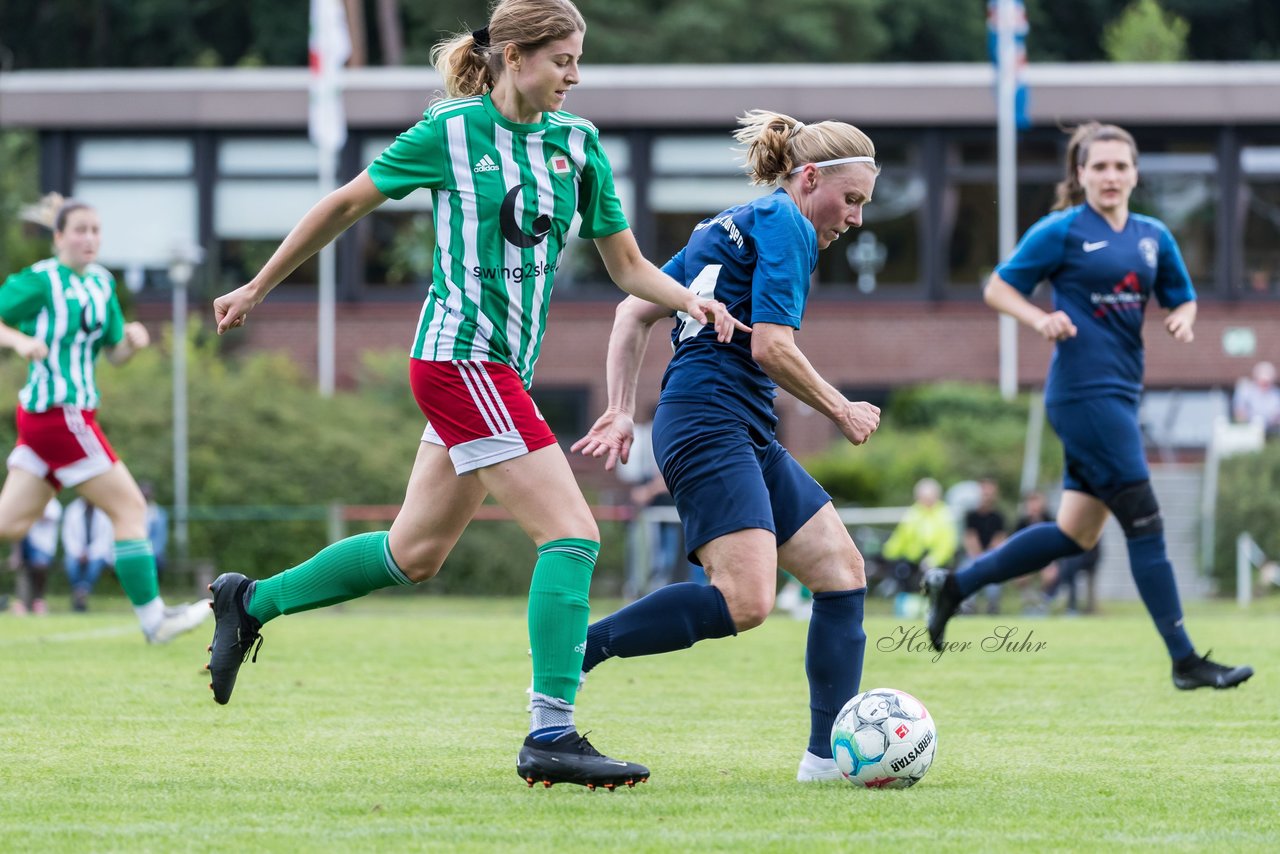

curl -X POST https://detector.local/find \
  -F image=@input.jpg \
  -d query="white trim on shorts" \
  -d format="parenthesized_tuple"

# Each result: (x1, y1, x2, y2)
(6, 445, 50, 479)
(455, 360, 516, 435)
(6, 438, 113, 488)
(420, 422, 532, 475)
(58, 407, 114, 487)
(416, 361, 538, 475)
(55, 454, 115, 488)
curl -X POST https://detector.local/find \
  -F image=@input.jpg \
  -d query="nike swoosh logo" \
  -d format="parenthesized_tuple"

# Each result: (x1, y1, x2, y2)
(1082, 240, 1109, 253)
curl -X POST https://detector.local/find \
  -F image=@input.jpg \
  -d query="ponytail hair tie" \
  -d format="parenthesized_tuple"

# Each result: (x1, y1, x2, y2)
(472, 26, 491, 48)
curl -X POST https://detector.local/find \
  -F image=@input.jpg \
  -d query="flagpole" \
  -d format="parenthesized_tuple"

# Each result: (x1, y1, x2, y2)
(311, 0, 349, 398)
(318, 148, 337, 398)
(996, 0, 1019, 401)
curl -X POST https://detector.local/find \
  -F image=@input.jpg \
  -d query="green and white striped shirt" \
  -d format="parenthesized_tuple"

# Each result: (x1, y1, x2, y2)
(0, 258, 125, 412)
(367, 94, 627, 388)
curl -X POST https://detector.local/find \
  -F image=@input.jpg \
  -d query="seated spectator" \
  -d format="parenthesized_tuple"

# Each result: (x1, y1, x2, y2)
(964, 477, 1008, 615)
(879, 478, 957, 596)
(1056, 541, 1101, 615)
(1011, 490, 1059, 615)
(1233, 360, 1280, 436)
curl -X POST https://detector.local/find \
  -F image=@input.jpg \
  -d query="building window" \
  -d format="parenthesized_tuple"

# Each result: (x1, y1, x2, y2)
(815, 139, 923, 296)
(1129, 150, 1217, 290)
(942, 132, 1062, 295)
(532, 386, 591, 442)
(357, 137, 434, 292)
(1241, 145, 1280, 296)
(553, 135, 633, 294)
(651, 134, 765, 266)
(214, 137, 323, 293)
(73, 137, 197, 292)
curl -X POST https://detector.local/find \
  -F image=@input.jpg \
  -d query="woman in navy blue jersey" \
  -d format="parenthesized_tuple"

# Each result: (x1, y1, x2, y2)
(572, 111, 882, 782)
(925, 123, 1252, 691)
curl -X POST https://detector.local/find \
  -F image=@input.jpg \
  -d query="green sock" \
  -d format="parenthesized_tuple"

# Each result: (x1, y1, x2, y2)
(528, 538, 597, 704)
(114, 539, 159, 606)
(247, 531, 411, 625)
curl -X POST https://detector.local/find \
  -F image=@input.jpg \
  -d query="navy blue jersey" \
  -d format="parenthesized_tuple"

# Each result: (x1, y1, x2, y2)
(658, 189, 818, 434)
(996, 204, 1195, 405)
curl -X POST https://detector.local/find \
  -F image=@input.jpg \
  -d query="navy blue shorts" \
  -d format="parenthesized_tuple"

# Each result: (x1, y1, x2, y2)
(1047, 394, 1149, 501)
(652, 400, 831, 565)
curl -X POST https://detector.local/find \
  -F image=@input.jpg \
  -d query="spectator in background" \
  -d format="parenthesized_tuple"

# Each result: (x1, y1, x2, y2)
(1056, 541, 1101, 616)
(6, 497, 61, 615)
(1232, 360, 1280, 436)
(615, 416, 693, 597)
(963, 477, 1007, 614)
(882, 477, 957, 595)
(61, 496, 115, 612)
(140, 482, 169, 576)
(1012, 490, 1058, 615)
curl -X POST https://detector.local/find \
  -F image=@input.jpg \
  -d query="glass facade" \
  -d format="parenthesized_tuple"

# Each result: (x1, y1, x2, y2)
(214, 137, 322, 293)
(73, 137, 197, 290)
(54, 124, 1280, 303)
(1241, 144, 1280, 296)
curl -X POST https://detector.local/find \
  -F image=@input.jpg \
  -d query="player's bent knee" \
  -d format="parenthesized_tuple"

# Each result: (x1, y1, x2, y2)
(392, 542, 448, 582)
(722, 583, 774, 630)
(801, 547, 866, 593)
(1104, 481, 1163, 538)
(544, 514, 599, 545)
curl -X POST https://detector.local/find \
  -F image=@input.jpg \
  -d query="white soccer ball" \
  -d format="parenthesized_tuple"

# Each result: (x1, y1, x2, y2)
(830, 688, 936, 789)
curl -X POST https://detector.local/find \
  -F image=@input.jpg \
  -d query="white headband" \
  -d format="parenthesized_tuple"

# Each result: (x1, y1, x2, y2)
(789, 156, 877, 175)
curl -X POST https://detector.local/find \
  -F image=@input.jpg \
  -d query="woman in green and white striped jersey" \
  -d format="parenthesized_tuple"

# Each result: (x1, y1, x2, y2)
(205, 0, 744, 790)
(0, 198, 211, 642)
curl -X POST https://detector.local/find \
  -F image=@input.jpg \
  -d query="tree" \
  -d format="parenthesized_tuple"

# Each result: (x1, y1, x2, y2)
(1103, 0, 1190, 62)
(0, 132, 47, 277)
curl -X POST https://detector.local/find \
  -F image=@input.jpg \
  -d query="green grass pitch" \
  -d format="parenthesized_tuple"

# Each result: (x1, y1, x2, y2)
(1, 595, 1276, 852)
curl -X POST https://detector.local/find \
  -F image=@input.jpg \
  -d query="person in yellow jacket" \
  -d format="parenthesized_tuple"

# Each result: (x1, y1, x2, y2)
(881, 478, 957, 594)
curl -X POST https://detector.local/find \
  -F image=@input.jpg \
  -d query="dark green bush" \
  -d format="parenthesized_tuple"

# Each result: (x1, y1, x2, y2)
(804, 382, 1062, 507)
(1214, 443, 1280, 594)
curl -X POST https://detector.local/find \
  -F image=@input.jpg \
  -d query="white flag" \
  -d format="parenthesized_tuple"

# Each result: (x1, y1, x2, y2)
(309, 0, 352, 152)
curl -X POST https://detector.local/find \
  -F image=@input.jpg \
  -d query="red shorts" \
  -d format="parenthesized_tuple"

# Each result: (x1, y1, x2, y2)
(8, 405, 119, 490)
(410, 359, 556, 474)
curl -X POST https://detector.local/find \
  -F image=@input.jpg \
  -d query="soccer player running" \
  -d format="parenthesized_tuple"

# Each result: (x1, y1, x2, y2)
(924, 123, 1253, 691)
(205, 0, 743, 790)
(572, 111, 881, 782)
(0, 198, 211, 642)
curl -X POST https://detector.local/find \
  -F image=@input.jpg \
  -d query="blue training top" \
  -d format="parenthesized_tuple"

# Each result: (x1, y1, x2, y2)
(996, 203, 1196, 405)
(658, 189, 818, 436)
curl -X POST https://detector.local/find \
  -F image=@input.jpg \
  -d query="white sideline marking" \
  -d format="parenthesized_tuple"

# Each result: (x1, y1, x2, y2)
(0, 625, 138, 646)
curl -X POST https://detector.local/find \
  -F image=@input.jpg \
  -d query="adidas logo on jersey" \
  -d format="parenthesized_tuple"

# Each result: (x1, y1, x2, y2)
(473, 154, 500, 173)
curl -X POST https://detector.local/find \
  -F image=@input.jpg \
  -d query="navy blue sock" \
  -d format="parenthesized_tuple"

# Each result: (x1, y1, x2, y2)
(955, 523, 1083, 598)
(1126, 533, 1194, 660)
(581, 582, 736, 673)
(806, 588, 867, 759)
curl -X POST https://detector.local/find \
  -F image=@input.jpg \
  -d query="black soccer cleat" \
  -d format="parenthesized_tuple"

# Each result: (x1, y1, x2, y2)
(923, 568, 962, 652)
(1172, 650, 1254, 690)
(516, 730, 650, 790)
(206, 572, 264, 705)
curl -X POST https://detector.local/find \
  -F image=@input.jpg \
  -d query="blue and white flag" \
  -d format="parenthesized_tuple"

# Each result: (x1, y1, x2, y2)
(309, 0, 352, 152)
(987, 0, 1031, 130)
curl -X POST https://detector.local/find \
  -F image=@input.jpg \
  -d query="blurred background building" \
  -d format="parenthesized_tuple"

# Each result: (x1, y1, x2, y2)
(4, 63, 1277, 457)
